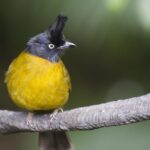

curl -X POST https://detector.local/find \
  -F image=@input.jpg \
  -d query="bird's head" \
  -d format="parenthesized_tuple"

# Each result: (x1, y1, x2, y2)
(25, 15, 76, 62)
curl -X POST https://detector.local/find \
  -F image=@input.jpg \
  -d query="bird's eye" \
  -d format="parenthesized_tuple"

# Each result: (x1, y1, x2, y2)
(48, 44, 55, 49)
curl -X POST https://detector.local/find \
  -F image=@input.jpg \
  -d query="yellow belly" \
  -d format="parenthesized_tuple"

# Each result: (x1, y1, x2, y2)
(5, 51, 71, 111)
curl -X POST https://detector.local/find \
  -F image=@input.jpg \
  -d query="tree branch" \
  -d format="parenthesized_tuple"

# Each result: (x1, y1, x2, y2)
(1, 93, 150, 134)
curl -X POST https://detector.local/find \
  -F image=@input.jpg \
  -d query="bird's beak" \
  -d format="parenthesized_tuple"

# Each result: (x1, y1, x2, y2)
(59, 41, 76, 49)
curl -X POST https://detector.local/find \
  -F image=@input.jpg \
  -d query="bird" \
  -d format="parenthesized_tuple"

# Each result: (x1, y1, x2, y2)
(5, 15, 76, 150)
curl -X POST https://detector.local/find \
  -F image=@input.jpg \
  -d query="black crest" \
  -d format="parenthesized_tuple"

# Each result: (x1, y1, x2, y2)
(48, 15, 68, 46)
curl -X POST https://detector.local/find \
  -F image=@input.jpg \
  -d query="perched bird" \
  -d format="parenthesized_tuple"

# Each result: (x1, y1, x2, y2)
(5, 15, 76, 150)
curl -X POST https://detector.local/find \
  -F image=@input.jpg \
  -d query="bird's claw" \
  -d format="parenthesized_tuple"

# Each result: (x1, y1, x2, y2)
(49, 108, 63, 122)
(26, 112, 34, 126)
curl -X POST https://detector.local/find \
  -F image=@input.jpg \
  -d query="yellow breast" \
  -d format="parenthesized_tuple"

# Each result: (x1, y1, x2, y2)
(5, 51, 71, 111)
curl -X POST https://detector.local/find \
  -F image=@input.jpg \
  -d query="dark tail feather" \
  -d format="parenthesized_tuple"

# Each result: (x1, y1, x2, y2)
(39, 131, 74, 150)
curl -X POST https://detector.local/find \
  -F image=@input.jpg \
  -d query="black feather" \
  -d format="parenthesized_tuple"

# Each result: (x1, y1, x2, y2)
(48, 15, 68, 46)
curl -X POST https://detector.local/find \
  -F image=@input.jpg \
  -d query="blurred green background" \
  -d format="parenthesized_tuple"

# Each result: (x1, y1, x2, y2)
(1, 0, 150, 149)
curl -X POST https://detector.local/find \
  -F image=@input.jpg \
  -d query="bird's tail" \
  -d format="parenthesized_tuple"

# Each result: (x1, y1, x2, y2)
(39, 131, 74, 150)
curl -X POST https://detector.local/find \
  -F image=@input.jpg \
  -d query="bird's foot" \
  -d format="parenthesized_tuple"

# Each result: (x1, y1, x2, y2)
(26, 112, 34, 126)
(49, 108, 63, 122)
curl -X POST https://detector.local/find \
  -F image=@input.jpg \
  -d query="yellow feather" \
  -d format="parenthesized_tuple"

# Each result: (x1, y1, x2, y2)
(5, 51, 71, 111)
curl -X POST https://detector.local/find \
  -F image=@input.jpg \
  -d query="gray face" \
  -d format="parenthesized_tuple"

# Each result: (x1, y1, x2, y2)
(25, 15, 76, 62)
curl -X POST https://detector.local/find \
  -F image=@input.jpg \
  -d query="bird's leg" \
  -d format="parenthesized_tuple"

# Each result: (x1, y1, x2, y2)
(26, 112, 34, 126)
(49, 108, 63, 122)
